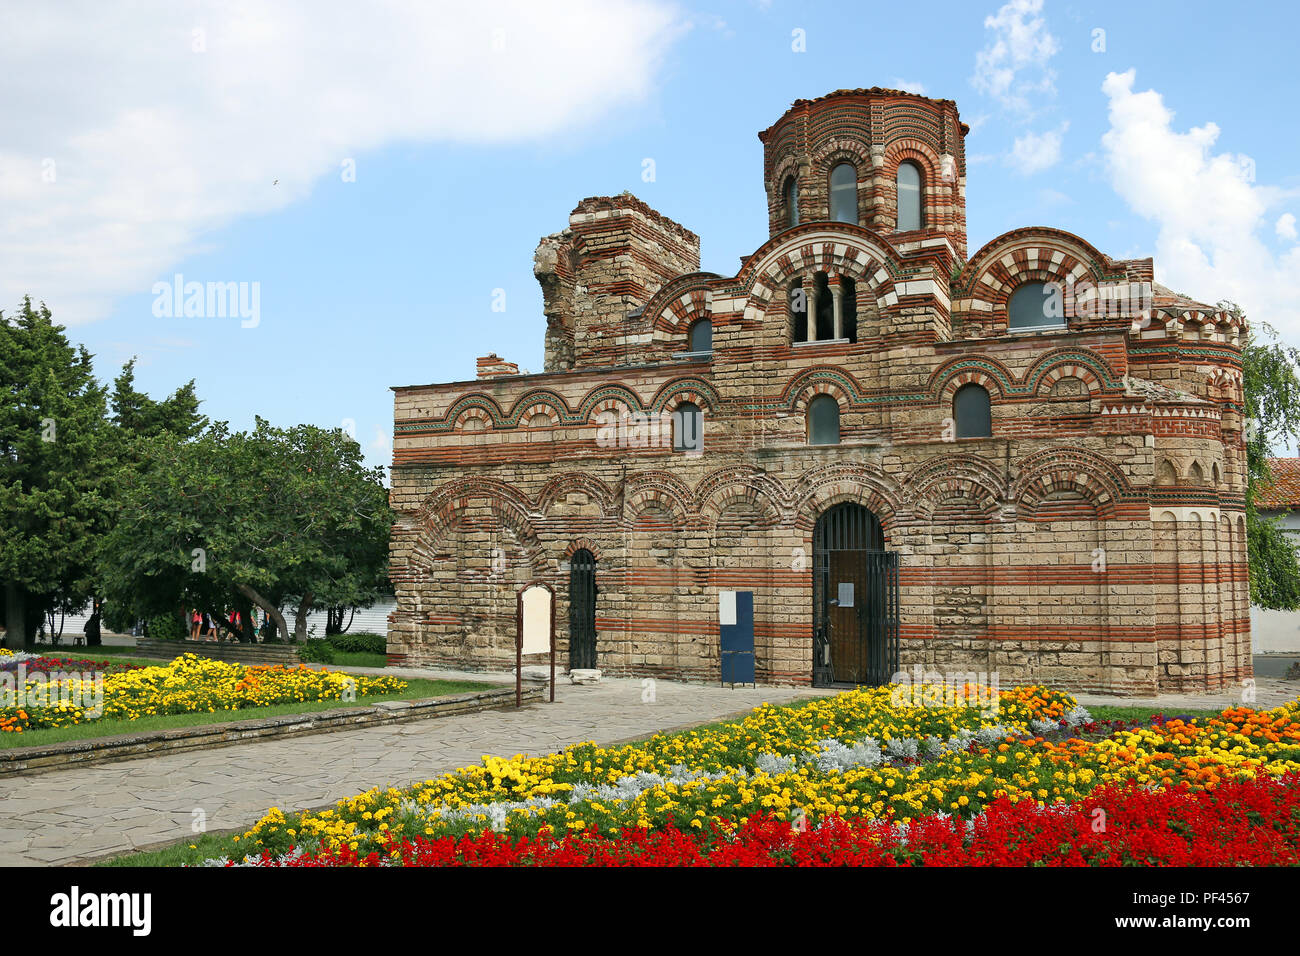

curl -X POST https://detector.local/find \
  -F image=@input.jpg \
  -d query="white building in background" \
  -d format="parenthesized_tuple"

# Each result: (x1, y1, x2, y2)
(49, 598, 395, 642)
(1250, 458, 1300, 658)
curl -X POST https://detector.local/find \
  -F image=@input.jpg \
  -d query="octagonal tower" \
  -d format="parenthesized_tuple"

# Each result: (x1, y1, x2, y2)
(758, 88, 969, 259)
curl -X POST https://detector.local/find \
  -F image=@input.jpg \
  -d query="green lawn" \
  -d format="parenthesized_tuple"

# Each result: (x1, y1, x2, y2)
(1, 677, 496, 750)
(1086, 704, 1226, 723)
(100, 828, 253, 868)
(23, 643, 148, 657)
(328, 650, 388, 668)
(32, 641, 393, 670)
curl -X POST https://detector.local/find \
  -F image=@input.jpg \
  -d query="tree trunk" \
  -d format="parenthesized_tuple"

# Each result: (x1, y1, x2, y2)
(3, 581, 27, 649)
(293, 592, 314, 643)
(235, 584, 291, 643)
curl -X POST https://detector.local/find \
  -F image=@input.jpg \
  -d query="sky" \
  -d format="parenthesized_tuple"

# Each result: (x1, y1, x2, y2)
(3, 0, 1298, 473)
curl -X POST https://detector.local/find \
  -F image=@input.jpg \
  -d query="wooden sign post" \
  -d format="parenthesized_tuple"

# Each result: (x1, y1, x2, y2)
(516, 581, 556, 707)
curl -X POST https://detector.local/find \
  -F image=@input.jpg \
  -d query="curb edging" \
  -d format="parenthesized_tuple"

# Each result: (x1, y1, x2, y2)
(0, 683, 541, 777)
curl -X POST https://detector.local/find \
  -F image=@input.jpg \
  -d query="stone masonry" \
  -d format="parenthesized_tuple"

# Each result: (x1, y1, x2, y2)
(388, 88, 1249, 696)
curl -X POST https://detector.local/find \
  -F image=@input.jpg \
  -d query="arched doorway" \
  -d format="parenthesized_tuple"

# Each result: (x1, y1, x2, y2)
(568, 549, 597, 669)
(812, 503, 899, 686)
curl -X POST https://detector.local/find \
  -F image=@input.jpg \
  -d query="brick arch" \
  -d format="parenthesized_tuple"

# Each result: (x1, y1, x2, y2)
(810, 139, 873, 178)
(903, 453, 1006, 518)
(928, 355, 1014, 401)
(1155, 459, 1179, 486)
(575, 383, 647, 422)
(770, 153, 804, 199)
(443, 394, 506, 431)
(1029, 365, 1101, 399)
(649, 377, 720, 414)
(451, 406, 493, 432)
(623, 470, 693, 525)
(1011, 448, 1132, 520)
(648, 275, 717, 337)
(504, 389, 572, 426)
(415, 479, 544, 576)
(960, 228, 1112, 294)
(1022, 348, 1120, 395)
(954, 228, 1118, 334)
(693, 466, 788, 524)
(738, 225, 901, 325)
(882, 137, 943, 176)
(791, 463, 902, 533)
(784, 366, 861, 412)
(563, 538, 603, 561)
(536, 472, 618, 516)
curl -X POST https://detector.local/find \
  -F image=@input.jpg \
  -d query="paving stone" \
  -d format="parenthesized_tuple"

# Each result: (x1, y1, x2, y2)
(0, 674, 828, 865)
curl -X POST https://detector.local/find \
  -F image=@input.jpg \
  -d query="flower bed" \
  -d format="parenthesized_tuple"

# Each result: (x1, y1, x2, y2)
(0, 653, 406, 734)
(0, 652, 143, 675)
(232, 772, 1300, 866)
(214, 684, 1300, 866)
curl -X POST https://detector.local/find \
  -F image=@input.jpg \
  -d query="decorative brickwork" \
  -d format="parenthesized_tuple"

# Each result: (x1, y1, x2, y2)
(389, 88, 1249, 696)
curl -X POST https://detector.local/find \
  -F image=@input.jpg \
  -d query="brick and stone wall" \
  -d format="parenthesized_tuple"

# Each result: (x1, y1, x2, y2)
(388, 88, 1248, 696)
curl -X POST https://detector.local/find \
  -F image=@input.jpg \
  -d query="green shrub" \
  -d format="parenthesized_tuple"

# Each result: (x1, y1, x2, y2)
(298, 639, 336, 664)
(328, 632, 386, 655)
(146, 613, 187, 640)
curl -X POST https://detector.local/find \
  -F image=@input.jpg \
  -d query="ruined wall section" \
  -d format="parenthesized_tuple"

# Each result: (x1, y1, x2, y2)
(535, 195, 700, 373)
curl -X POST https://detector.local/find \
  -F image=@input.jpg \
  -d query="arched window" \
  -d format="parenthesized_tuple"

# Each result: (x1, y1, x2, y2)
(896, 162, 922, 231)
(830, 163, 857, 224)
(784, 176, 799, 228)
(953, 384, 992, 438)
(789, 278, 807, 342)
(808, 395, 840, 446)
(672, 402, 702, 453)
(1008, 280, 1065, 330)
(687, 319, 712, 353)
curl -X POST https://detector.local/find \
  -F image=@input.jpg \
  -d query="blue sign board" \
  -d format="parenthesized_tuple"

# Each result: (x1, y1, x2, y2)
(720, 590, 755, 685)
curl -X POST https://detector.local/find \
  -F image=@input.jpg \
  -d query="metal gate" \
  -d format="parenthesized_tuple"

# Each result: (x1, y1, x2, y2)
(812, 503, 899, 686)
(568, 549, 597, 669)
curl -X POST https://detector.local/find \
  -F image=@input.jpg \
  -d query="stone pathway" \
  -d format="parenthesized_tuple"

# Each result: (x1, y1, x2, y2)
(0, 672, 832, 866)
(1075, 676, 1298, 713)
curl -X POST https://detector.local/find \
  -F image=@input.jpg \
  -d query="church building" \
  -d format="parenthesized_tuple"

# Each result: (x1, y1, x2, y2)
(388, 87, 1248, 695)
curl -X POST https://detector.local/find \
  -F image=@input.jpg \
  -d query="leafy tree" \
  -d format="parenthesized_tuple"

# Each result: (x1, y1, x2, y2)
(98, 357, 208, 635)
(0, 299, 111, 648)
(1236, 304, 1300, 609)
(109, 357, 206, 441)
(101, 418, 391, 641)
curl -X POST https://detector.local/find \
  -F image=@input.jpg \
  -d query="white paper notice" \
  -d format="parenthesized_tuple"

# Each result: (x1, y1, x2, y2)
(719, 590, 737, 626)
(520, 585, 552, 654)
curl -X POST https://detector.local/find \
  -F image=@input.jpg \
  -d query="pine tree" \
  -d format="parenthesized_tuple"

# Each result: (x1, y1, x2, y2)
(0, 299, 111, 647)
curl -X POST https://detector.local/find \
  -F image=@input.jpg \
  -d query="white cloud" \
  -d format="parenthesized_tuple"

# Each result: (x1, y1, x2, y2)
(1007, 123, 1068, 173)
(0, 1, 684, 324)
(367, 424, 392, 457)
(1278, 213, 1298, 241)
(1100, 69, 1300, 336)
(890, 78, 927, 95)
(972, 0, 1059, 113)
